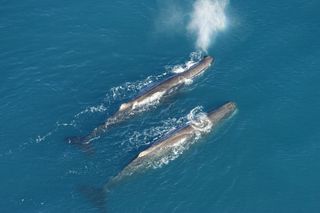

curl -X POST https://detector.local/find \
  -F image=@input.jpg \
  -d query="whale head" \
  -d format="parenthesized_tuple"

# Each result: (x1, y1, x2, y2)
(207, 101, 237, 124)
(203, 55, 214, 66)
(183, 55, 214, 80)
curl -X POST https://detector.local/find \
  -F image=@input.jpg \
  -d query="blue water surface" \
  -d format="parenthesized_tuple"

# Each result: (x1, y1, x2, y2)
(1, 0, 320, 212)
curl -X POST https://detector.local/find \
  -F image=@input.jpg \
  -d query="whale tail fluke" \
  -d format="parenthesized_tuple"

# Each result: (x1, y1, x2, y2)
(78, 185, 107, 212)
(66, 136, 95, 154)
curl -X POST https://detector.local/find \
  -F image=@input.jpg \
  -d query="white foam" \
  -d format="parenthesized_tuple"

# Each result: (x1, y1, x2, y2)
(109, 73, 167, 102)
(184, 78, 193, 85)
(36, 133, 52, 143)
(150, 138, 188, 169)
(170, 51, 202, 74)
(127, 117, 183, 150)
(74, 104, 107, 118)
(187, 106, 213, 134)
(171, 61, 197, 73)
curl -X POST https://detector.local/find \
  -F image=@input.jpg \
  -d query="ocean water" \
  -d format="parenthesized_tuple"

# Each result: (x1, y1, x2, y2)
(1, 0, 320, 212)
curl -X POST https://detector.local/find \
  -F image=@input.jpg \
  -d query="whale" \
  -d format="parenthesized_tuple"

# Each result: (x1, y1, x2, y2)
(80, 102, 237, 208)
(67, 56, 214, 150)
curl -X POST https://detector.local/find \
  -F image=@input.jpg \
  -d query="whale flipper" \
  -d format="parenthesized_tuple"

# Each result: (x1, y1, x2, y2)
(78, 185, 107, 212)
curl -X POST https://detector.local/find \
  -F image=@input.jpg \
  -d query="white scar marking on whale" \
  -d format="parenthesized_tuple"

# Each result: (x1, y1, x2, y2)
(132, 91, 166, 110)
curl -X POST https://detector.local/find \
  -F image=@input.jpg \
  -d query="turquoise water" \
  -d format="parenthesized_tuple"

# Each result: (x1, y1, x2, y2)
(1, 0, 320, 212)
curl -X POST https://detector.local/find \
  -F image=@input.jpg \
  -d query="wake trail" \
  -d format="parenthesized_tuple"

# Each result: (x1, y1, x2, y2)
(34, 52, 202, 144)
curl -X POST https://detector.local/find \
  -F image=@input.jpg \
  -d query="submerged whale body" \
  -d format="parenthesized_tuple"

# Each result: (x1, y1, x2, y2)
(82, 102, 237, 209)
(66, 56, 214, 149)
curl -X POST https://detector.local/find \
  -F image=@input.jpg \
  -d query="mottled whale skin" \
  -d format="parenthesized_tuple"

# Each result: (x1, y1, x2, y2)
(81, 102, 237, 208)
(67, 56, 214, 148)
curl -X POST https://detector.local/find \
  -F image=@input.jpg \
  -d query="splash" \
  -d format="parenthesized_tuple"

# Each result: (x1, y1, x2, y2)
(127, 117, 186, 150)
(74, 104, 107, 119)
(188, 0, 229, 52)
(34, 57, 191, 144)
(149, 138, 188, 169)
(128, 105, 213, 169)
(108, 72, 167, 101)
(187, 106, 213, 134)
(170, 51, 203, 74)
